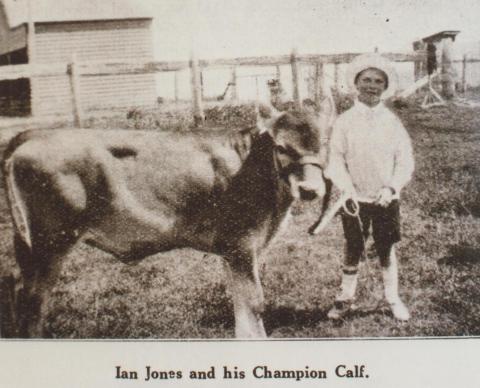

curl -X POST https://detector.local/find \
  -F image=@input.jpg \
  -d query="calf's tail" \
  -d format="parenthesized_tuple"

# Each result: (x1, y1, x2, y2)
(3, 152, 32, 250)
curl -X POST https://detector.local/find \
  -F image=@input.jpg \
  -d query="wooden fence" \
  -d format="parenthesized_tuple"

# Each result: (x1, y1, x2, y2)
(0, 48, 478, 128)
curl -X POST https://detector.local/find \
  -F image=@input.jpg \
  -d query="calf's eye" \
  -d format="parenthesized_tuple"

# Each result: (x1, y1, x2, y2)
(276, 145, 287, 155)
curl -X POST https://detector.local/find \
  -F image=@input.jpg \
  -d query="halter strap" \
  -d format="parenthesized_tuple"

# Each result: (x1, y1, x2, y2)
(297, 155, 323, 168)
(274, 151, 324, 184)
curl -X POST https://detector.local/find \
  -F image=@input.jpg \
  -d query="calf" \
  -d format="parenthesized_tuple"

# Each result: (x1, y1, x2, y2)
(1, 108, 330, 338)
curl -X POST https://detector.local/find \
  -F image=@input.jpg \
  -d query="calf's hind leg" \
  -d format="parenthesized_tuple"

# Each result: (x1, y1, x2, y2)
(14, 231, 78, 338)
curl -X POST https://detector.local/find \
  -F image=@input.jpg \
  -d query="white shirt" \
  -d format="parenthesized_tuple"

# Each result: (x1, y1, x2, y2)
(325, 100, 414, 202)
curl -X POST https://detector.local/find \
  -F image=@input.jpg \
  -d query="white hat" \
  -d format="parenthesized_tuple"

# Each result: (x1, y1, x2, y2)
(346, 53, 399, 99)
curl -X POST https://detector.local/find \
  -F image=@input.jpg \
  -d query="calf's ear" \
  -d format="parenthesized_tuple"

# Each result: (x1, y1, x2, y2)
(256, 102, 283, 136)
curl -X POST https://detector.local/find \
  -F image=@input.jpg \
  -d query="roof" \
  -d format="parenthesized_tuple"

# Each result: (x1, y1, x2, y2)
(422, 30, 460, 43)
(2, 0, 152, 28)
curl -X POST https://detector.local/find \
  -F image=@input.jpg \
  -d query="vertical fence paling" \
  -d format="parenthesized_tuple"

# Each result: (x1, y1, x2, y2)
(68, 54, 84, 128)
(230, 66, 237, 101)
(462, 54, 467, 94)
(291, 49, 301, 110)
(174, 71, 179, 102)
(27, 0, 37, 117)
(190, 53, 204, 127)
(314, 61, 324, 108)
(333, 62, 339, 91)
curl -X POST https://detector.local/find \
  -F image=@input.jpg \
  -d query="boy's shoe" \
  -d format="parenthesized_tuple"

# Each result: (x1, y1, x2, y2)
(327, 299, 356, 320)
(388, 300, 410, 321)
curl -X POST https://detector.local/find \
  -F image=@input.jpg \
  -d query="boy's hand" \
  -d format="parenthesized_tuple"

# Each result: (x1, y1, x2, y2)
(376, 187, 394, 207)
(342, 185, 357, 201)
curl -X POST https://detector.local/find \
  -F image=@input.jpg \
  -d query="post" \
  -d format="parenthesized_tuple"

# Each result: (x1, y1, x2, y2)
(174, 71, 179, 102)
(190, 53, 204, 126)
(314, 61, 324, 109)
(68, 54, 83, 128)
(412, 40, 427, 81)
(27, 0, 37, 116)
(230, 66, 237, 101)
(333, 62, 339, 91)
(276, 65, 281, 80)
(26, 0, 35, 63)
(461, 54, 467, 94)
(291, 49, 301, 110)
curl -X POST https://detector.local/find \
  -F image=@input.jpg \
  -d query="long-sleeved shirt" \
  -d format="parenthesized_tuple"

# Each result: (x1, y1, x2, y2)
(325, 100, 414, 202)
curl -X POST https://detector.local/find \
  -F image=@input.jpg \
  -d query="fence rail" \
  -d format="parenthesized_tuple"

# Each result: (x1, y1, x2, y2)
(0, 51, 429, 80)
(1, 48, 479, 128)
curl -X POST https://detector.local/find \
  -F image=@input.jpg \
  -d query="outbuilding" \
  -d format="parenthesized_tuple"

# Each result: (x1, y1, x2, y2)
(0, 0, 156, 117)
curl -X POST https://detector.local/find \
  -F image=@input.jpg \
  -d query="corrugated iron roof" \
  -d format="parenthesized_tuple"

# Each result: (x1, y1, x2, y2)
(2, 0, 152, 28)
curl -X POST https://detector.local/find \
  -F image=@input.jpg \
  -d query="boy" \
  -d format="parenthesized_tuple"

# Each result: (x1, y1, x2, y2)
(325, 54, 414, 321)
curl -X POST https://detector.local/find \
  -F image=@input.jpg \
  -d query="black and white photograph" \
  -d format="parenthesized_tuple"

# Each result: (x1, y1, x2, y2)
(0, 0, 479, 385)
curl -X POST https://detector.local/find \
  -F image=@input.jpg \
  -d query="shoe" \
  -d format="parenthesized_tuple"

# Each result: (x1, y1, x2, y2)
(327, 299, 355, 320)
(388, 300, 410, 321)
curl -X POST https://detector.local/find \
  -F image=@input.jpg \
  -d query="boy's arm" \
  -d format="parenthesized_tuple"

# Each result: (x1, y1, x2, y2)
(389, 119, 415, 195)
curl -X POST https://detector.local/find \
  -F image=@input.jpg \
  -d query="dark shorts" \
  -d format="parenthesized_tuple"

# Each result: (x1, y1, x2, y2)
(341, 200, 401, 267)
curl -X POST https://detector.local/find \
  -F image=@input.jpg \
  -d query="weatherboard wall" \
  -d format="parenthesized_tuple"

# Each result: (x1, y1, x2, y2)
(32, 18, 156, 116)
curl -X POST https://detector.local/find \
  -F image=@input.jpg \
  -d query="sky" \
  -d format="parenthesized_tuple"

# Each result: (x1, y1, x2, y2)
(145, 0, 480, 61)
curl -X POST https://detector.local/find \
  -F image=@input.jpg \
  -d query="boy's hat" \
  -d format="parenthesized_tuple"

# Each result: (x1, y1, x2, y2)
(346, 53, 399, 99)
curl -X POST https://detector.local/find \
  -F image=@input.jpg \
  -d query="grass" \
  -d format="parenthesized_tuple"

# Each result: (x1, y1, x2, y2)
(0, 93, 479, 338)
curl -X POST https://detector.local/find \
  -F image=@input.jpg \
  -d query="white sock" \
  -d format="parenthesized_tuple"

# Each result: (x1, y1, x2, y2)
(337, 268, 358, 301)
(382, 248, 400, 304)
(382, 247, 410, 320)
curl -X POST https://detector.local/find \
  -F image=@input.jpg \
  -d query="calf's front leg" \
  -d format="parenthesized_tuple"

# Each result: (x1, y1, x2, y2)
(224, 254, 266, 338)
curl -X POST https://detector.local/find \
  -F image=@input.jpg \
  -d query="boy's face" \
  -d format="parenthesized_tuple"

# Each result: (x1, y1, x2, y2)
(355, 68, 388, 107)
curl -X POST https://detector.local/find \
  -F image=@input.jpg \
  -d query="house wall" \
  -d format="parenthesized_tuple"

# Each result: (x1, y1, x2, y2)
(31, 18, 156, 116)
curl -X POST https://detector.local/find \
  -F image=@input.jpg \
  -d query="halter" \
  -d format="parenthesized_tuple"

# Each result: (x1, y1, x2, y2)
(273, 146, 324, 184)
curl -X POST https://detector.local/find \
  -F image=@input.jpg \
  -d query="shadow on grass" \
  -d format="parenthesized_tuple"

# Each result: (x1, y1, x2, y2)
(199, 302, 395, 335)
(438, 245, 480, 267)
(263, 306, 329, 334)
(263, 304, 393, 334)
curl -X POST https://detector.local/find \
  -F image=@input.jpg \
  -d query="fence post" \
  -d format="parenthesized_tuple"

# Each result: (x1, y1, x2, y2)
(461, 54, 467, 94)
(27, 0, 38, 117)
(68, 54, 84, 128)
(230, 66, 237, 101)
(314, 61, 324, 109)
(190, 53, 204, 126)
(412, 39, 427, 81)
(174, 71, 179, 102)
(333, 62, 339, 91)
(291, 48, 301, 110)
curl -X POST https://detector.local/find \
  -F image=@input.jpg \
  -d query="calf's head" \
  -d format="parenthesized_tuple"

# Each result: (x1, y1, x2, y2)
(258, 106, 327, 201)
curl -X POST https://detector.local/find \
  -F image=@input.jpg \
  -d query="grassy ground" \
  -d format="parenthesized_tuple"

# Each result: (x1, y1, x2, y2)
(0, 94, 479, 339)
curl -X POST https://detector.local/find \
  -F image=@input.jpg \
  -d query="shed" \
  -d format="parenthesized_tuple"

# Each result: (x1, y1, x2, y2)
(0, 0, 156, 117)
